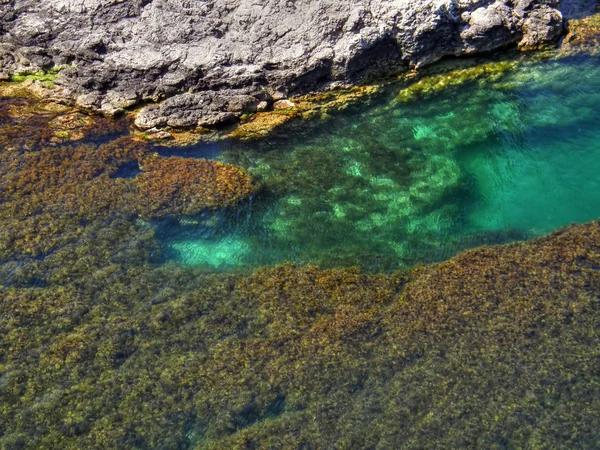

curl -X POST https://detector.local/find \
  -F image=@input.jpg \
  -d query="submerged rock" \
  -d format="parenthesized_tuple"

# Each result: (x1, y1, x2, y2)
(0, 97, 257, 259)
(562, 11, 600, 52)
(135, 155, 257, 217)
(0, 0, 569, 129)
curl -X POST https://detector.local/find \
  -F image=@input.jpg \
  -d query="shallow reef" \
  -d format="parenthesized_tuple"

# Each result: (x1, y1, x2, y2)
(2, 40, 600, 450)
(562, 12, 600, 53)
(1, 100, 600, 449)
(1, 215, 600, 448)
(0, 97, 256, 261)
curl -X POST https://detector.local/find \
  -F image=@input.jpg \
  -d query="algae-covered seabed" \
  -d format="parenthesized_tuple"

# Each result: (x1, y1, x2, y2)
(2, 49, 600, 448)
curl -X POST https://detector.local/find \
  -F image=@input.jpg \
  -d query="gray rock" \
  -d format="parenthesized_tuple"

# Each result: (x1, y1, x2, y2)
(75, 92, 101, 109)
(145, 129, 173, 140)
(271, 90, 289, 101)
(134, 90, 259, 129)
(256, 101, 270, 112)
(518, 6, 565, 48)
(0, 0, 573, 129)
(273, 100, 296, 110)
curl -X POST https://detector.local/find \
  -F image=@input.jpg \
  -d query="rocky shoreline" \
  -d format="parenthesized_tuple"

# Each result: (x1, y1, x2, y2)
(1, 0, 579, 131)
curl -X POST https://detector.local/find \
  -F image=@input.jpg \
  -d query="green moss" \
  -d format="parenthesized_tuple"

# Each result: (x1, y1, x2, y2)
(53, 130, 71, 139)
(9, 72, 56, 83)
(7, 66, 69, 89)
(396, 59, 520, 102)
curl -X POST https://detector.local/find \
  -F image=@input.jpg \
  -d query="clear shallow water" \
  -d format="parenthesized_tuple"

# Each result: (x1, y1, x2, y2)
(156, 54, 600, 272)
(2, 48, 600, 450)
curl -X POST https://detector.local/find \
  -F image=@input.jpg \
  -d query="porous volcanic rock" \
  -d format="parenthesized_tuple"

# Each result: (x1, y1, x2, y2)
(0, 0, 575, 129)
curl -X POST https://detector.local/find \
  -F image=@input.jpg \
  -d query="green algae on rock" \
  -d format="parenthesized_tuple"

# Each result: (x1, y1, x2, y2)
(396, 59, 521, 103)
(562, 13, 600, 53)
(8, 67, 65, 89)
(1, 219, 600, 448)
(229, 86, 382, 140)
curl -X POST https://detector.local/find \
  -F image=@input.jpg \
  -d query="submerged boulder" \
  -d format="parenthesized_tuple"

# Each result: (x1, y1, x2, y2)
(135, 155, 256, 217)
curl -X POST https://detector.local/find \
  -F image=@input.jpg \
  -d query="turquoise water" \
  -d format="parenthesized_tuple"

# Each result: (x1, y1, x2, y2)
(158, 54, 600, 272)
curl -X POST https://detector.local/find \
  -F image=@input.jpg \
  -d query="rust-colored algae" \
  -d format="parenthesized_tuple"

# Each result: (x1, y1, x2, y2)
(0, 97, 256, 260)
(229, 111, 297, 139)
(135, 155, 256, 217)
(0, 95, 129, 150)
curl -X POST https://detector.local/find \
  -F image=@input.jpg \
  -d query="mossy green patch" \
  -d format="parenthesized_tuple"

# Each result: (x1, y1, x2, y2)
(1, 220, 600, 449)
(396, 59, 520, 102)
(8, 67, 66, 89)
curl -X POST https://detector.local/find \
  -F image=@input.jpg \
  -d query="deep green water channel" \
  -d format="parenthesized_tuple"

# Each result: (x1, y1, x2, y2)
(157, 53, 600, 272)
